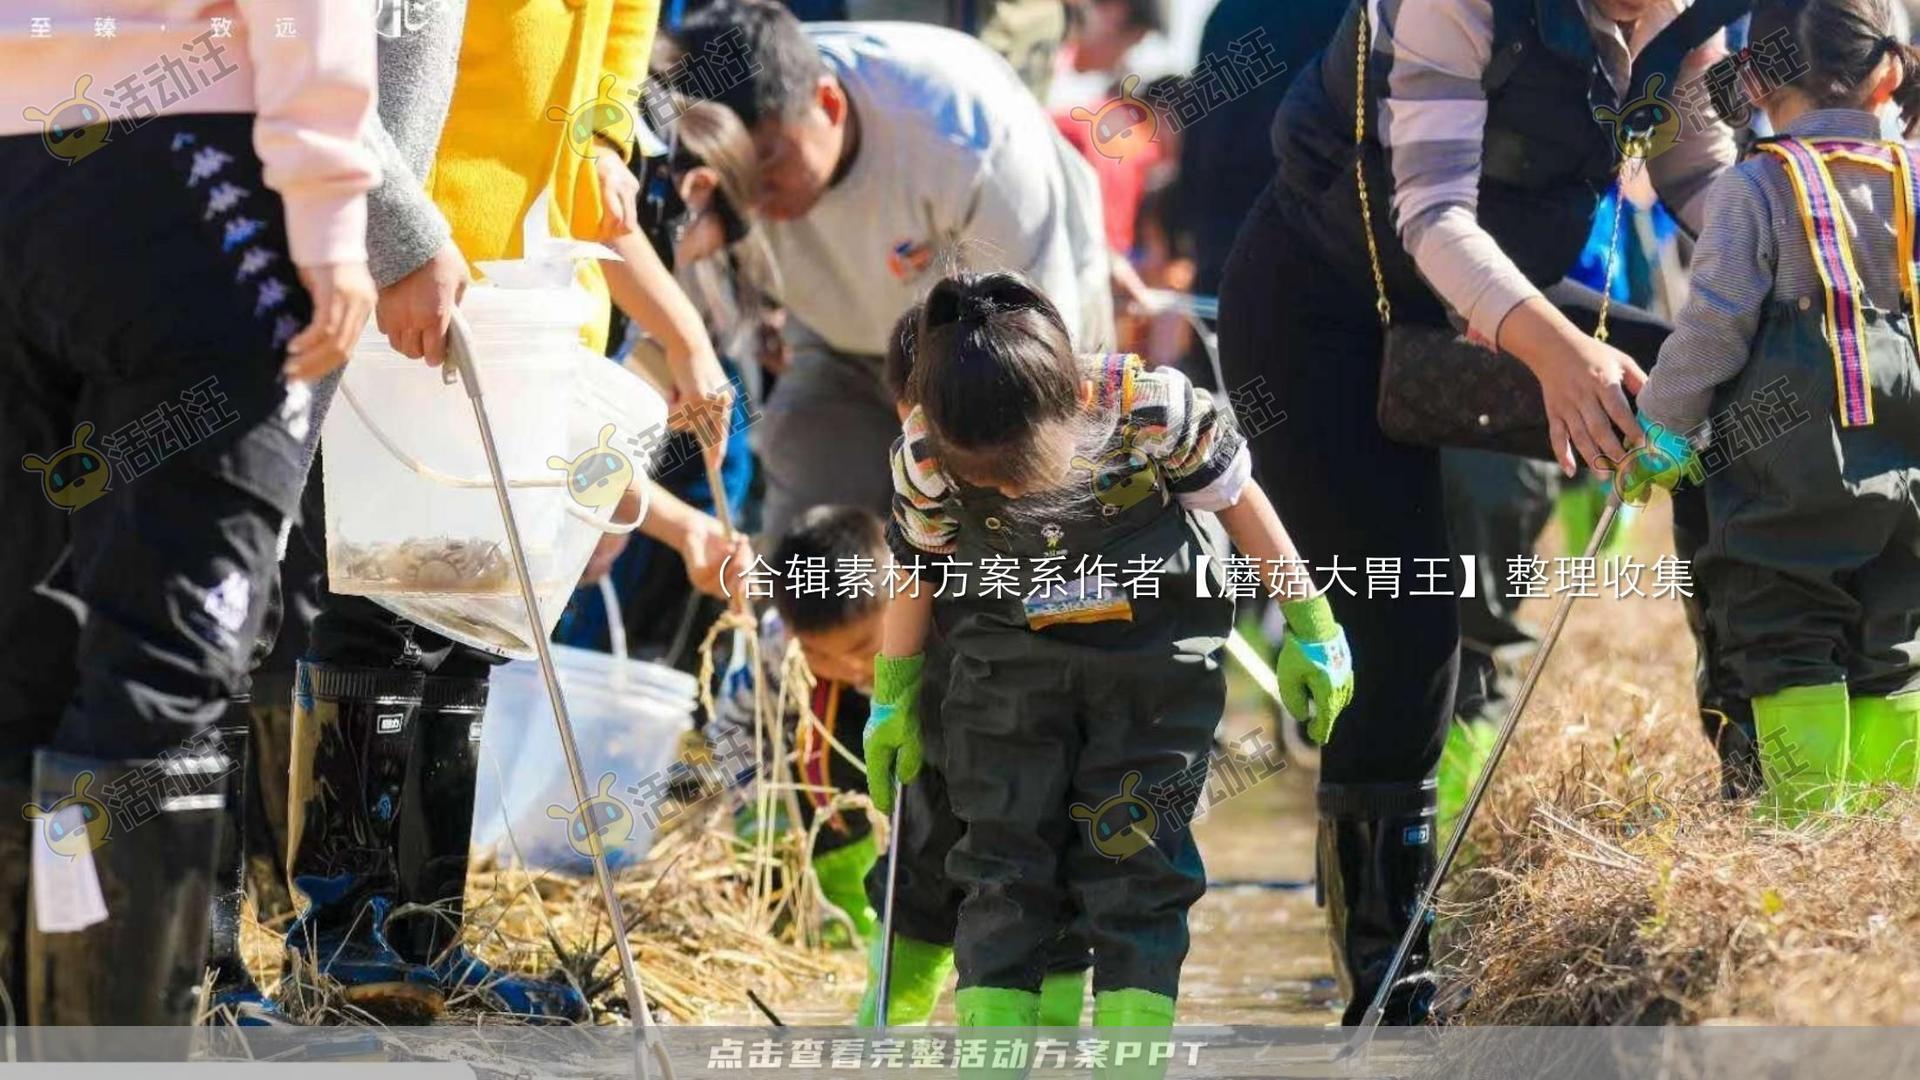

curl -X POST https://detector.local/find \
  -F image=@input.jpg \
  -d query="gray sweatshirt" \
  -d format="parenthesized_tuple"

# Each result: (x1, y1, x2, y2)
(301, 1, 466, 464)
(364, 0, 467, 288)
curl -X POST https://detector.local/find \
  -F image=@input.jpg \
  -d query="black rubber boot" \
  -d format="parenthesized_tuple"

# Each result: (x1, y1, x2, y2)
(1701, 697, 1761, 801)
(284, 662, 444, 1022)
(1316, 780, 1439, 1026)
(394, 676, 588, 1022)
(26, 747, 228, 1026)
(0, 759, 30, 1025)
(246, 684, 297, 924)
(206, 697, 288, 1025)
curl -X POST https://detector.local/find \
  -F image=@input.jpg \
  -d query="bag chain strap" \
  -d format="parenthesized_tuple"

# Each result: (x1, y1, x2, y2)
(1353, 6, 1647, 342)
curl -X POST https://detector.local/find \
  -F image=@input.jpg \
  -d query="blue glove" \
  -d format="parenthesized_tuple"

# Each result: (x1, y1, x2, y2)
(1616, 415, 1702, 505)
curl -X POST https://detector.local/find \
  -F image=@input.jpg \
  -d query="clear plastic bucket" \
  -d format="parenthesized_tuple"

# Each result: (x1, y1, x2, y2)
(471, 643, 698, 872)
(323, 282, 666, 658)
(368, 346, 668, 658)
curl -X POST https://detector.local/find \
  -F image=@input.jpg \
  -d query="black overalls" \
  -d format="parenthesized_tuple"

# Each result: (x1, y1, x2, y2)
(1698, 137, 1920, 700)
(934, 413, 1234, 999)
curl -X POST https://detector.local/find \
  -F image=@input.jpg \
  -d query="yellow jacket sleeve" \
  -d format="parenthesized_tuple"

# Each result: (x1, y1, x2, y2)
(599, 0, 661, 161)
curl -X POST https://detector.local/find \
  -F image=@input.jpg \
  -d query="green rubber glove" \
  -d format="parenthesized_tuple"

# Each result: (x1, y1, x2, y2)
(1275, 594, 1354, 745)
(1616, 415, 1702, 505)
(865, 653, 925, 813)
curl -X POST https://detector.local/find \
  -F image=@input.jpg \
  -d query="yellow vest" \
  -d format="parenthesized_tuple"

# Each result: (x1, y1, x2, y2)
(427, 0, 660, 353)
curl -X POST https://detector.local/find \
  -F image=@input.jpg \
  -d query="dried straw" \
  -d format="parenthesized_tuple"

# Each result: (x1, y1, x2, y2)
(1438, 508, 1920, 1025)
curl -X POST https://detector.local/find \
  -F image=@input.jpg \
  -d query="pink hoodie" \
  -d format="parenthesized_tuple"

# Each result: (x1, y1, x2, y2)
(8, 2, 378, 266)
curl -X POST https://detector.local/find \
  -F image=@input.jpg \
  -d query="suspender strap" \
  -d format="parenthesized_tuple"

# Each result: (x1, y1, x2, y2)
(1759, 138, 1876, 427)
(1889, 143, 1920, 357)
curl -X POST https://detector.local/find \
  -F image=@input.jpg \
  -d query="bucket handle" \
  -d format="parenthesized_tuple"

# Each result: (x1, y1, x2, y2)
(597, 576, 631, 697)
(337, 378, 567, 490)
(336, 366, 648, 538)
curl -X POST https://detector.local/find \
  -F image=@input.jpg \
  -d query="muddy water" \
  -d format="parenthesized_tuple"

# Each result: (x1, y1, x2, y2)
(735, 700, 1342, 1027)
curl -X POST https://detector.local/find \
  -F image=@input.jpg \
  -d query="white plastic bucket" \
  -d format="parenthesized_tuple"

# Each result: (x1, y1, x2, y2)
(471, 642, 699, 873)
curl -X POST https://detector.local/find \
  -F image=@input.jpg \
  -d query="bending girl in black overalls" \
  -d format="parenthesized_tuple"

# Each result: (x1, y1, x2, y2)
(864, 273, 1356, 1041)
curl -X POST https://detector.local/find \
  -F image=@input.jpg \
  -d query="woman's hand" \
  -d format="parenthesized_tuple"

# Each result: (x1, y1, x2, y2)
(1500, 296, 1646, 476)
(285, 262, 377, 381)
(375, 243, 469, 366)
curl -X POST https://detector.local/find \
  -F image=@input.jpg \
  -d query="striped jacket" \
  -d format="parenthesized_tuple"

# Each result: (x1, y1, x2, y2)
(1370, 0, 1735, 343)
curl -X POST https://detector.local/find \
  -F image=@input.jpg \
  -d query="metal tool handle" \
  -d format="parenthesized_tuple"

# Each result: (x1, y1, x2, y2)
(874, 778, 905, 1027)
(1348, 491, 1624, 1048)
(445, 310, 675, 1080)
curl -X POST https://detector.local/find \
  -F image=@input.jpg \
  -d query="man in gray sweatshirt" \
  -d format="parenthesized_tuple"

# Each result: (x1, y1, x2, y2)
(675, 0, 1112, 543)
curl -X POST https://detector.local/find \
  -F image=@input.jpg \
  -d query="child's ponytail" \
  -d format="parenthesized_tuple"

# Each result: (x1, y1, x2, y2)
(1752, 0, 1918, 126)
(911, 272, 1082, 493)
(1892, 39, 1920, 135)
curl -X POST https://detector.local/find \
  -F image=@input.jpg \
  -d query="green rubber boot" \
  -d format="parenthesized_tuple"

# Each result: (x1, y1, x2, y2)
(1555, 480, 1637, 558)
(1846, 694, 1920, 809)
(954, 987, 1042, 1080)
(1437, 717, 1498, 845)
(1755, 682, 1850, 820)
(854, 934, 954, 1026)
(1093, 989, 1177, 1080)
(1039, 967, 1087, 1026)
(955, 985, 1042, 1026)
(812, 833, 879, 947)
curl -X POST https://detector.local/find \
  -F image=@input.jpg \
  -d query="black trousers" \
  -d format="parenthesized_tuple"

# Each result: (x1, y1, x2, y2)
(0, 116, 314, 764)
(1218, 182, 1690, 786)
